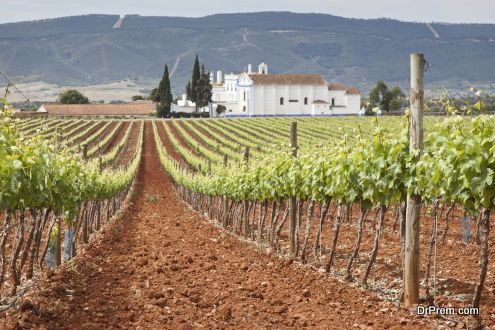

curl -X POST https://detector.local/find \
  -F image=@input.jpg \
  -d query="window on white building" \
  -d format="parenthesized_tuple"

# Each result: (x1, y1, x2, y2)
(304, 97, 308, 105)
(243, 91, 246, 102)
(331, 98, 335, 106)
(243, 106, 246, 112)
(280, 97, 284, 105)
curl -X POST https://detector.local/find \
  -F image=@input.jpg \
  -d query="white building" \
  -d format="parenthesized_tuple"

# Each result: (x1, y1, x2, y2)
(210, 62, 361, 117)
(172, 94, 209, 114)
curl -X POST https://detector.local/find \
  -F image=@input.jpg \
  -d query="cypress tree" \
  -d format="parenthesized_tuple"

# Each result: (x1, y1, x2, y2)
(186, 81, 192, 101)
(158, 65, 173, 118)
(190, 55, 201, 111)
(196, 64, 212, 111)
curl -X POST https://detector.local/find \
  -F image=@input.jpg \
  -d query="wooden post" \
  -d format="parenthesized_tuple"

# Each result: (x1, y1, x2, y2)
(55, 217, 62, 267)
(82, 212, 88, 244)
(243, 147, 250, 164)
(96, 203, 101, 231)
(82, 144, 88, 159)
(289, 122, 298, 256)
(207, 159, 213, 217)
(243, 147, 250, 236)
(404, 53, 424, 307)
(223, 155, 229, 227)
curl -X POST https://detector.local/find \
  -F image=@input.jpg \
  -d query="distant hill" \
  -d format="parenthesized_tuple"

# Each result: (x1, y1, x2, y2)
(1, 12, 494, 98)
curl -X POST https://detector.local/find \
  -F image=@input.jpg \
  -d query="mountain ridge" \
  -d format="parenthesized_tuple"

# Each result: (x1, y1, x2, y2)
(1, 12, 494, 98)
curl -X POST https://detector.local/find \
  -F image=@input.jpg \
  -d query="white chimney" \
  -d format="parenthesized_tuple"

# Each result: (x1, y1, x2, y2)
(217, 71, 223, 84)
(248, 64, 252, 74)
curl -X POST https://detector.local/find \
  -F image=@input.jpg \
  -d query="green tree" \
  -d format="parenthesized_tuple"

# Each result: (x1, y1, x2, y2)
(58, 89, 89, 104)
(188, 55, 201, 110)
(149, 88, 159, 102)
(186, 81, 192, 101)
(369, 80, 387, 108)
(369, 81, 404, 113)
(132, 95, 145, 101)
(388, 86, 405, 112)
(156, 65, 173, 118)
(195, 64, 212, 111)
(216, 104, 226, 117)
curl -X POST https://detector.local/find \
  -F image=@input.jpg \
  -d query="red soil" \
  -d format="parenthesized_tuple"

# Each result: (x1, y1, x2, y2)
(178, 121, 210, 149)
(63, 120, 93, 138)
(190, 121, 237, 153)
(113, 121, 140, 168)
(2, 122, 436, 329)
(102, 121, 130, 154)
(155, 120, 198, 175)
(69, 121, 105, 147)
(166, 121, 202, 158)
(86, 122, 118, 150)
(266, 201, 495, 328)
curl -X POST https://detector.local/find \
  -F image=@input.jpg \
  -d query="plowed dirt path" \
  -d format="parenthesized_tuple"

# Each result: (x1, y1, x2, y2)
(3, 122, 432, 329)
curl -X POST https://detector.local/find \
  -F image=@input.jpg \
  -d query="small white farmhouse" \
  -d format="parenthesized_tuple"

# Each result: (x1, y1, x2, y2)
(211, 62, 360, 117)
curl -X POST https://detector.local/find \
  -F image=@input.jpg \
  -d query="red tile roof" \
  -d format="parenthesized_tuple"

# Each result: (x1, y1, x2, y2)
(249, 74, 327, 86)
(328, 83, 347, 90)
(328, 83, 360, 95)
(345, 87, 360, 95)
(39, 103, 155, 116)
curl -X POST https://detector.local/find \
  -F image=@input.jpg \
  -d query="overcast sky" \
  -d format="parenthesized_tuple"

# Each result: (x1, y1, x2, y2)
(1, 0, 494, 24)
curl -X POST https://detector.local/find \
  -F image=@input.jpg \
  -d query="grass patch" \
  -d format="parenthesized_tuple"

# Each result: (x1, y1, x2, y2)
(145, 194, 159, 203)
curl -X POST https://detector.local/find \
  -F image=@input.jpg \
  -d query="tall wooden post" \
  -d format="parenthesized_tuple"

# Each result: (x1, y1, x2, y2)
(289, 122, 298, 256)
(404, 53, 424, 306)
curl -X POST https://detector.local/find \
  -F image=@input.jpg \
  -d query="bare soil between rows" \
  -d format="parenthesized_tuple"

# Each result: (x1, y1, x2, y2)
(3, 122, 439, 329)
(102, 121, 129, 154)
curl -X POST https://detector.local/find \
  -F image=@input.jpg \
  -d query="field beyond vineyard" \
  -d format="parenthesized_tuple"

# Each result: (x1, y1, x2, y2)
(1, 116, 494, 329)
